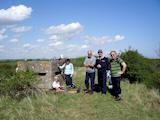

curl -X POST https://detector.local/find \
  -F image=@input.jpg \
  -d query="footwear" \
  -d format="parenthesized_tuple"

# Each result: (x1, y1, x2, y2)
(88, 90, 93, 95)
(71, 84, 76, 88)
(83, 89, 89, 93)
(112, 96, 116, 99)
(115, 96, 121, 101)
(66, 85, 71, 89)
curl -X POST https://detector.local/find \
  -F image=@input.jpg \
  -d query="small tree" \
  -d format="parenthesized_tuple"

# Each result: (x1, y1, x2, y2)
(120, 48, 151, 83)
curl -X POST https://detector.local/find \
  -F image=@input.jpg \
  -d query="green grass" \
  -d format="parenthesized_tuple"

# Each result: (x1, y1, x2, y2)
(0, 60, 17, 66)
(0, 67, 160, 120)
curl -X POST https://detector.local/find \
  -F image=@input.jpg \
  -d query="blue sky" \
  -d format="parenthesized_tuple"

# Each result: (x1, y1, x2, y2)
(0, 0, 160, 59)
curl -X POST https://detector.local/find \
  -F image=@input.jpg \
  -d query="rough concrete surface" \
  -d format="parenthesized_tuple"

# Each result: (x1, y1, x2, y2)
(17, 60, 65, 89)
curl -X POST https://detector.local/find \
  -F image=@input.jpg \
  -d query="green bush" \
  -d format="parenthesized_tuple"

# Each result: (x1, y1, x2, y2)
(0, 64, 16, 76)
(120, 49, 148, 82)
(0, 70, 38, 99)
(120, 49, 160, 89)
(71, 57, 85, 67)
(0, 60, 17, 66)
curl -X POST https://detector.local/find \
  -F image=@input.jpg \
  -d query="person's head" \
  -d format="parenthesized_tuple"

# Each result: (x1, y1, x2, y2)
(88, 50, 92, 58)
(98, 49, 103, 58)
(65, 58, 70, 64)
(54, 76, 59, 82)
(110, 51, 117, 60)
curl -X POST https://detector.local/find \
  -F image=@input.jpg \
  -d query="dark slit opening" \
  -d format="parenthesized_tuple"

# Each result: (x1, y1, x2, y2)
(38, 73, 46, 76)
(55, 71, 61, 75)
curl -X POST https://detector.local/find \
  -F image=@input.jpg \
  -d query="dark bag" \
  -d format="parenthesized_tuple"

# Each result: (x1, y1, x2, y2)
(93, 84, 101, 92)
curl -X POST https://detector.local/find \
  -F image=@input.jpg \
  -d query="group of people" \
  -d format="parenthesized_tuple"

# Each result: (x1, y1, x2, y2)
(52, 49, 126, 101)
(84, 49, 126, 100)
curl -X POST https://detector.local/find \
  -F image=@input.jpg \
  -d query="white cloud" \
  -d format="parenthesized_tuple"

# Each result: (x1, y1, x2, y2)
(23, 43, 31, 48)
(0, 5, 32, 25)
(36, 39, 45, 42)
(0, 45, 4, 49)
(10, 39, 18, 43)
(45, 22, 83, 34)
(81, 44, 88, 49)
(84, 35, 113, 45)
(0, 34, 8, 40)
(85, 35, 125, 45)
(48, 35, 59, 41)
(45, 22, 83, 41)
(0, 28, 6, 34)
(48, 41, 63, 47)
(4, 24, 16, 28)
(11, 26, 32, 32)
(23, 43, 38, 51)
(115, 35, 125, 41)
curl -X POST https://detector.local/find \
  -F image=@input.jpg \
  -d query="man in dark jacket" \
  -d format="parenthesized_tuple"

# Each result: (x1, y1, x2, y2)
(95, 49, 110, 94)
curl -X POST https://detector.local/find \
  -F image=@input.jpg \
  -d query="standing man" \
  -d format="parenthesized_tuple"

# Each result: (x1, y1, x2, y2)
(110, 51, 127, 101)
(95, 49, 110, 94)
(84, 50, 96, 93)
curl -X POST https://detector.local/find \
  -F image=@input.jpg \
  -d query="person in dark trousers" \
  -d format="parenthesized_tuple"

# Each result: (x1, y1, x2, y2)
(95, 49, 110, 94)
(84, 50, 96, 93)
(59, 59, 74, 88)
(110, 51, 127, 101)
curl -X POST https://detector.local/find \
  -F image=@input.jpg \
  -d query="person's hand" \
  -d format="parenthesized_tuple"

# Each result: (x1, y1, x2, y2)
(97, 64, 101, 68)
(117, 71, 123, 75)
(70, 74, 73, 77)
(87, 64, 90, 67)
(89, 64, 93, 67)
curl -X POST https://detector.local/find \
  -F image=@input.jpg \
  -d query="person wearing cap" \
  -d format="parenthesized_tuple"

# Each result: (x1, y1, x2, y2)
(110, 51, 126, 101)
(84, 50, 96, 93)
(95, 49, 110, 94)
(59, 58, 75, 88)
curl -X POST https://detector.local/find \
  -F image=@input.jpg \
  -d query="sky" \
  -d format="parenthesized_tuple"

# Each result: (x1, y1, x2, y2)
(0, 0, 160, 59)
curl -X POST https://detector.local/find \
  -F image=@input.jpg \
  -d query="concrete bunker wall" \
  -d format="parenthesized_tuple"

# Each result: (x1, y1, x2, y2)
(17, 60, 64, 89)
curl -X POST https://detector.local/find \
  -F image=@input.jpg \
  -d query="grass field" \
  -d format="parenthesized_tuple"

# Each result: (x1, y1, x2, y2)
(0, 67, 160, 120)
(0, 60, 17, 66)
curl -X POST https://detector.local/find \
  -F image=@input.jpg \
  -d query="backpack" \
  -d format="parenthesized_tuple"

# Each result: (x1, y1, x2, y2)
(93, 84, 101, 92)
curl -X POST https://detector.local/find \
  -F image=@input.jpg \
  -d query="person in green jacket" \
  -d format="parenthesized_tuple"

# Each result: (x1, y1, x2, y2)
(110, 51, 127, 101)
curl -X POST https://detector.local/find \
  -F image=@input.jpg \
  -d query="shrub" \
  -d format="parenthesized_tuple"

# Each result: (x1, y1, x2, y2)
(0, 64, 16, 76)
(120, 49, 160, 90)
(120, 49, 148, 82)
(71, 57, 85, 67)
(0, 70, 38, 99)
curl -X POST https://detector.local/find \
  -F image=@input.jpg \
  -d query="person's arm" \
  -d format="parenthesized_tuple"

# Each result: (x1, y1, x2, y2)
(107, 58, 111, 70)
(70, 63, 74, 77)
(84, 57, 88, 67)
(84, 57, 91, 67)
(90, 57, 96, 68)
(118, 62, 127, 75)
(94, 59, 98, 68)
(59, 63, 65, 69)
